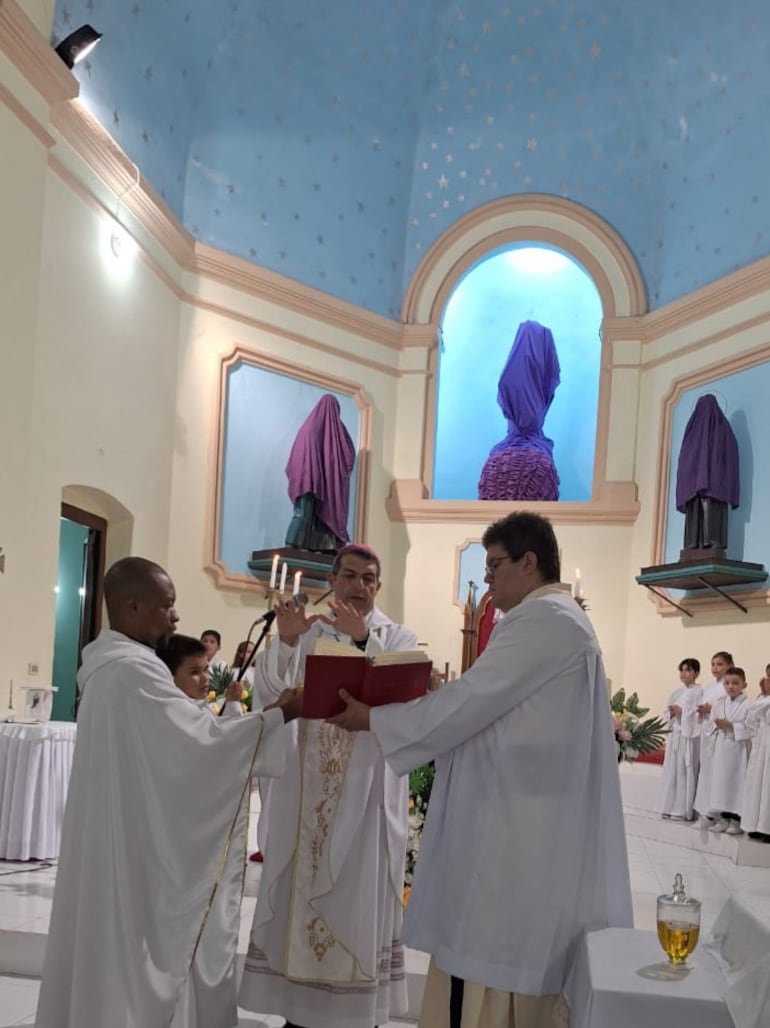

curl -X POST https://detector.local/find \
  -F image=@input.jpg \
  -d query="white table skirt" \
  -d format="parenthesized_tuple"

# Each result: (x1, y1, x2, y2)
(707, 894, 770, 1028)
(564, 927, 733, 1028)
(0, 721, 77, 860)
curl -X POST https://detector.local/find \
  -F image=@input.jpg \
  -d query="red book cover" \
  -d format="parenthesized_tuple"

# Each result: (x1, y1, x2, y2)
(301, 654, 432, 719)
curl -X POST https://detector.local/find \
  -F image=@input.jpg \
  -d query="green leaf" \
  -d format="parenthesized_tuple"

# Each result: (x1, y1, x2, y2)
(208, 664, 235, 696)
(629, 716, 666, 754)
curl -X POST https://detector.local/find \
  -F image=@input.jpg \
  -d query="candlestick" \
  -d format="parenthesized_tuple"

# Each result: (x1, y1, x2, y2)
(293, 570, 302, 597)
(574, 568, 582, 598)
(279, 561, 288, 594)
(269, 554, 279, 589)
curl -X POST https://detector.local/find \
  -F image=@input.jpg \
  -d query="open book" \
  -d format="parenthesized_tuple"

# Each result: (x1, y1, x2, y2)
(301, 638, 432, 719)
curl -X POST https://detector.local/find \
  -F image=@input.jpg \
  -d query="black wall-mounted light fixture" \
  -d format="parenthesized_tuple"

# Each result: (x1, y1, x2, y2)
(54, 24, 103, 69)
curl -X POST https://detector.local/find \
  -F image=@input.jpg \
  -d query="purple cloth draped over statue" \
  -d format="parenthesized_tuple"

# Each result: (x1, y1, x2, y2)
(675, 394, 740, 512)
(491, 320, 561, 457)
(285, 394, 356, 543)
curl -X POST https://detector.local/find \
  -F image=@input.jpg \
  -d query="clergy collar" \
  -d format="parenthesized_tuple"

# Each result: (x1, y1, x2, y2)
(496, 581, 572, 623)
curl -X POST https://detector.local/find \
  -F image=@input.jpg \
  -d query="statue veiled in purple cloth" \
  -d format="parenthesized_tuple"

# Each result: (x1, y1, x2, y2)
(477, 320, 561, 501)
(675, 393, 740, 559)
(284, 394, 356, 552)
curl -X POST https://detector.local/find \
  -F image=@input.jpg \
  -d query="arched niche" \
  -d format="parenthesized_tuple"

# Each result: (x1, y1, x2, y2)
(389, 195, 646, 524)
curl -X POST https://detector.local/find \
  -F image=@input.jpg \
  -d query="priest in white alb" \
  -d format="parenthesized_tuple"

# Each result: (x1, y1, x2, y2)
(35, 557, 301, 1028)
(332, 513, 633, 1028)
(239, 543, 417, 1028)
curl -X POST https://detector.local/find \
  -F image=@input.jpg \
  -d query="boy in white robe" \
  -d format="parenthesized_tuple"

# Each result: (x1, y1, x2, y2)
(239, 543, 416, 1028)
(741, 666, 770, 842)
(655, 657, 703, 820)
(331, 513, 632, 1028)
(35, 557, 300, 1028)
(201, 628, 228, 671)
(704, 666, 751, 835)
(694, 650, 734, 827)
(159, 632, 244, 715)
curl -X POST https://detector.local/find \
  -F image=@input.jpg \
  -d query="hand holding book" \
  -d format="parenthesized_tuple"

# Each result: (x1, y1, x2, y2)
(301, 639, 432, 719)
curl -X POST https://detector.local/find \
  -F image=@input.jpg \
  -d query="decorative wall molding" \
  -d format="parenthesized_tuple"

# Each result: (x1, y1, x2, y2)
(648, 343, 770, 617)
(50, 102, 195, 270)
(402, 193, 648, 324)
(192, 243, 404, 352)
(0, 78, 55, 147)
(385, 478, 640, 526)
(204, 347, 373, 591)
(0, 0, 78, 108)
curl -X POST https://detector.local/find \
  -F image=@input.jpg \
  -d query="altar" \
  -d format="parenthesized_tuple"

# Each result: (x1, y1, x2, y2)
(0, 722, 76, 860)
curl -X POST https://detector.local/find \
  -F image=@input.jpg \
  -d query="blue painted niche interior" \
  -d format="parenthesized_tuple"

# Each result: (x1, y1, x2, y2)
(432, 245, 602, 501)
(665, 365, 768, 585)
(219, 362, 360, 574)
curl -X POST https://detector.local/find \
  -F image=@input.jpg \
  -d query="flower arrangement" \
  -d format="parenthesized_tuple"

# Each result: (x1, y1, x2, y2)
(207, 664, 252, 713)
(611, 688, 665, 763)
(404, 763, 434, 905)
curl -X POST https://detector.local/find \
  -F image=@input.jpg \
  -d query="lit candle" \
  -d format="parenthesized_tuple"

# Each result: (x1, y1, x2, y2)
(279, 561, 288, 594)
(574, 568, 582, 598)
(293, 570, 302, 597)
(269, 554, 279, 589)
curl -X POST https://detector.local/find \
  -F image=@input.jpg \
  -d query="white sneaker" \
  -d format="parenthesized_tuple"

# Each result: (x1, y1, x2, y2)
(725, 822, 744, 836)
(708, 819, 728, 833)
(697, 815, 713, 828)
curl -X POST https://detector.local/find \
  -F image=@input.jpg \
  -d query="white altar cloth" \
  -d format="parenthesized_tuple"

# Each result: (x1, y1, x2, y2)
(0, 722, 77, 860)
(564, 927, 733, 1028)
(707, 894, 770, 1028)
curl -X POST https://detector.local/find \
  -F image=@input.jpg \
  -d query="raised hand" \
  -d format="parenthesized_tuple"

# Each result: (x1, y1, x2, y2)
(274, 597, 320, 647)
(224, 679, 244, 704)
(318, 600, 368, 643)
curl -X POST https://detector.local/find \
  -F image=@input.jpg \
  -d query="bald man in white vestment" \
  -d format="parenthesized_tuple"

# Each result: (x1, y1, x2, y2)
(239, 544, 417, 1028)
(35, 557, 300, 1028)
(332, 514, 633, 1028)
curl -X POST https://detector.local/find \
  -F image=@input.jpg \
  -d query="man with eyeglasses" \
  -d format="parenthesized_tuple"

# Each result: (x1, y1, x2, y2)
(240, 543, 418, 1028)
(332, 513, 632, 1028)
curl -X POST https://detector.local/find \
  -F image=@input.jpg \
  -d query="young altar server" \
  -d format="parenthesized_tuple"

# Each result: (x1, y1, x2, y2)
(158, 633, 244, 715)
(694, 650, 734, 826)
(36, 558, 300, 1028)
(655, 658, 703, 820)
(704, 666, 751, 835)
(331, 513, 632, 1028)
(741, 665, 770, 842)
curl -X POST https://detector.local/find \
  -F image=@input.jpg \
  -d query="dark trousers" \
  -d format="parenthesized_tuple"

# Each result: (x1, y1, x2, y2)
(450, 975, 465, 1028)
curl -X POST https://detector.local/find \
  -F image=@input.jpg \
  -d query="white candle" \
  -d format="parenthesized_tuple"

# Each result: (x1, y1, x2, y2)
(293, 570, 302, 597)
(279, 561, 288, 594)
(574, 568, 582, 598)
(269, 554, 279, 589)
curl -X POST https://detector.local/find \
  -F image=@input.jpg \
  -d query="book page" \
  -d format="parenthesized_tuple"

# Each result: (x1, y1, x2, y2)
(369, 650, 431, 666)
(312, 637, 364, 658)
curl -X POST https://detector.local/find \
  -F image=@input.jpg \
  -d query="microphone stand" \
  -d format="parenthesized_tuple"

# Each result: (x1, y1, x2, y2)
(219, 609, 276, 716)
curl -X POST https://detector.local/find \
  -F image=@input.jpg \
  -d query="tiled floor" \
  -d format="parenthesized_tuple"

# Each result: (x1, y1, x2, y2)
(3, 827, 770, 1026)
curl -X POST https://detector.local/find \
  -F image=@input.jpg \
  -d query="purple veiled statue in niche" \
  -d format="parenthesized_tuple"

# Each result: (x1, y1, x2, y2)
(477, 320, 561, 501)
(284, 394, 356, 552)
(675, 393, 740, 559)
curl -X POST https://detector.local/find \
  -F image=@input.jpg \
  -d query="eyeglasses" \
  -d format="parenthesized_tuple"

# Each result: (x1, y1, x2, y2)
(484, 556, 514, 576)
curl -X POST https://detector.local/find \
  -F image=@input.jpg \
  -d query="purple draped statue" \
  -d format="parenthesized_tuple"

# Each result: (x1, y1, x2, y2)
(284, 394, 356, 552)
(675, 393, 740, 558)
(478, 320, 561, 501)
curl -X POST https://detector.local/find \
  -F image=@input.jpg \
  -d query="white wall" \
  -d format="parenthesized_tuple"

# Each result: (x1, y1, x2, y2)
(0, 116, 181, 708)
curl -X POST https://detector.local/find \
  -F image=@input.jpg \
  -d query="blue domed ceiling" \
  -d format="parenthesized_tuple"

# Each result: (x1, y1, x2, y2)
(54, 1, 769, 318)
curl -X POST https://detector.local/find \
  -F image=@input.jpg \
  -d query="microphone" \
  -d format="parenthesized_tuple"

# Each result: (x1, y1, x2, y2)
(251, 609, 277, 628)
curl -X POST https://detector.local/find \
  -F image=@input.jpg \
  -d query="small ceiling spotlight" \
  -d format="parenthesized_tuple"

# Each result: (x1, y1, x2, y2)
(54, 24, 103, 70)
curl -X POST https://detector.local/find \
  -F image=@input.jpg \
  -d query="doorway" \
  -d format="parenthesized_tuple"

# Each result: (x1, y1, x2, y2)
(51, 503, 106, 721)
